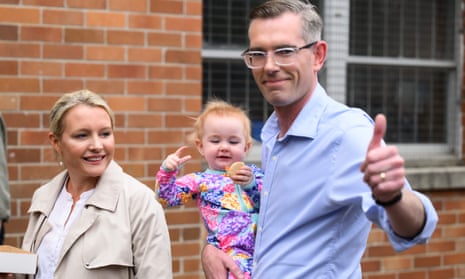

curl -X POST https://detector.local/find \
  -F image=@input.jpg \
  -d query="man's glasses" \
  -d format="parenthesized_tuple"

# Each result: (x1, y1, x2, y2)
(241, 41, 318, 69)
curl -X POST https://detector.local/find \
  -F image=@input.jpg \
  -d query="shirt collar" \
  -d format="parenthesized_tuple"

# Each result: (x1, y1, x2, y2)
(262, 83, 329, 142)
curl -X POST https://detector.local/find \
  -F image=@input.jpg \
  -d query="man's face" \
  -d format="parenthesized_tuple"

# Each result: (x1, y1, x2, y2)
(248, 12, 324, 109)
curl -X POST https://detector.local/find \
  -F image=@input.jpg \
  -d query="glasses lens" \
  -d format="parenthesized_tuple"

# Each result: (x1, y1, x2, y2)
(274, 48, 297, 66)
(243, 51, 266, 68)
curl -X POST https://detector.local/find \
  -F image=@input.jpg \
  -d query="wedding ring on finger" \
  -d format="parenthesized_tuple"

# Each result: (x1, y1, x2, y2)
(380, 172, 386, 182)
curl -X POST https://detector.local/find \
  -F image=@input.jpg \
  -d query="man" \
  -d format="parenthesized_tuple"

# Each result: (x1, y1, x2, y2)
(202, 0, 438, 278)
(0, 115, 9, 245)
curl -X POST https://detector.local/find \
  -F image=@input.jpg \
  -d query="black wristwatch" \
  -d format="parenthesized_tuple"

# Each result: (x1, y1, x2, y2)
(372, 191, 403, 207)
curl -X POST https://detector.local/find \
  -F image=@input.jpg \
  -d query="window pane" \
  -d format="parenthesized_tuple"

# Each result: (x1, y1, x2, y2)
(347, 65, 448, 143)
(349, 0, 455, 59)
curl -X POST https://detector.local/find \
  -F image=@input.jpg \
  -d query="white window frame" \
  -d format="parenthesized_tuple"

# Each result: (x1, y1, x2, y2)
(323, 1, 462, 163)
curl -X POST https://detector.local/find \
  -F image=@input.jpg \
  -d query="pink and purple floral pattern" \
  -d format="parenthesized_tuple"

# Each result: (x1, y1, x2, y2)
(156, 165, 263, 278)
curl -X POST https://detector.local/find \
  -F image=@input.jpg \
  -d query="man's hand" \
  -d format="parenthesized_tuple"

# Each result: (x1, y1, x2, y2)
(201, 244, 244, 279)
(361, 114, 425, 238)
(360, 114, 405, 202)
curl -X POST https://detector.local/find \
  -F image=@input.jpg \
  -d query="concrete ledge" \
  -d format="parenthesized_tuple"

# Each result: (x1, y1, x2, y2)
(406, 166, 465, 191)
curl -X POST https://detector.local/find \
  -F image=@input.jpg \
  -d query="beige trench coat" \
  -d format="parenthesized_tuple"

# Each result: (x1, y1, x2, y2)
(21, 161, 172, 278)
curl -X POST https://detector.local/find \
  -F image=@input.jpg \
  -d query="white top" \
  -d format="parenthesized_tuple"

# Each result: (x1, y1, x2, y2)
(35, 180, 94, 279)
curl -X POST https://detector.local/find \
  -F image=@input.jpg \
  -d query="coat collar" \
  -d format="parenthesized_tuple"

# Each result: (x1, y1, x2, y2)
(29, 160, 123, 216)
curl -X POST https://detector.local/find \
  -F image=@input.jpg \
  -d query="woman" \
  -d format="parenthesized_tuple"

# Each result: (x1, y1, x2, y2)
(21, 90, 172, 278)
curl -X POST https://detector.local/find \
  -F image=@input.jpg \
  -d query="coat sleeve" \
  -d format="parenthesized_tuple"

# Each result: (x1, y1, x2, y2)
(130, 182, 172, 278)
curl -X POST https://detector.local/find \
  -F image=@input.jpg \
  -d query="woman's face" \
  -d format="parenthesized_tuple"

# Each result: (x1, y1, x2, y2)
(50, 104, 115, 182)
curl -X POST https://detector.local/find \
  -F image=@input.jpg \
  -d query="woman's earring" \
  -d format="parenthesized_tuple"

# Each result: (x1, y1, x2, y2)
(59, 161, 63, 167)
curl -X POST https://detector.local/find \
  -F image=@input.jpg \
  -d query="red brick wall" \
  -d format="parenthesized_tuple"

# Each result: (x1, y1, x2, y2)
(0, 1, 206, 278)
(1, 1, 465, 279)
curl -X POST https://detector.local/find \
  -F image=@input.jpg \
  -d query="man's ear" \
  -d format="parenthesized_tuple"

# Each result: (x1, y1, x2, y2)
(313, 40, 327, 71)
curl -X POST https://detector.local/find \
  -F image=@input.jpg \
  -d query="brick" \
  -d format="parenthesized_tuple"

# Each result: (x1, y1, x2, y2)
(148, 32, 182, 47)
(149, 65, 183, 79)
(86, 80, 126, 94)
(67, 0, 106, 9)
(21, 164, 62, 180)
(185, 65, 202, 80)
(106, 96, 146, 111)
(20, 61, 63, 76)
(128, 47, 162, 62)
(23, 0, 64, 6)
(166, 50, 201, 64)
(65, 28, 105, 44)
(43, 44, 84, 59)
(127, 80, 163, 95)
(0, 95, 18, 110)
(128, 14, 162, 29)
(185, 34, 202, 48)
(414, 255, 441, 268)
(107, 30, 145, 45)
(21, 26, 62, 42)
(166, 210, 200, 226)
(147, 98, 182, 112)
(0, 77, 40, 92)
(20, 95, 59, 110)
(166, 82, 201, 96)
(0, 25, 18, 41)
(114, 130, 145, 144)
(148, 131, 184, 145)
(43, 10, 83, 25)
(186, 1, 202, 16)
(20, 130, 49, 145)
(150, 0, 183, 14)
(165, 17, 201, 32)
(127, 146, 163, 161)
(0, 7, 40, 24)
(108, 64, 147, 79)
(127, 114, 163, 128)
(87, 11, 126, 27)
(0, 60, 18, 75)
(42, 78, 84, 93)
(65, 63, 105, 77)
(0, 42, 40, 58)
(110, 0, 147, 12)
(86, 45, 126, 61)
(7, 148, 41, 163)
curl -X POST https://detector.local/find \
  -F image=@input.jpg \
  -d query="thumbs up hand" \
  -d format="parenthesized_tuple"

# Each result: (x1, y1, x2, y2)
(360, 114, 405, 203)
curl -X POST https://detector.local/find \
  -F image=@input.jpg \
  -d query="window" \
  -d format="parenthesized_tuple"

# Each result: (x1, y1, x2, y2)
(347, 0, 457, 145)
(202, 0, 460, 160)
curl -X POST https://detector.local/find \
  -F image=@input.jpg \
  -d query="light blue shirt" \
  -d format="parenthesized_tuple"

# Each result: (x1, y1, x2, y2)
(252, 84, 438, 278)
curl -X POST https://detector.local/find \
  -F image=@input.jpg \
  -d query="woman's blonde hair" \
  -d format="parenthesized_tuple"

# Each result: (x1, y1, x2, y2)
(49, 89, 114, 139)
(190, 99, 252, 145)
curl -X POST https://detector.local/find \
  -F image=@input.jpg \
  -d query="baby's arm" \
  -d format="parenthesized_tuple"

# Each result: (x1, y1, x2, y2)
(156, 146, 194, 207)
(162, 146, 192, 171)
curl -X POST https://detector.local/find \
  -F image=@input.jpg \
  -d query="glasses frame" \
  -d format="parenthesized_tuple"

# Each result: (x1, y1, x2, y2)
(241, 41, 318, 69)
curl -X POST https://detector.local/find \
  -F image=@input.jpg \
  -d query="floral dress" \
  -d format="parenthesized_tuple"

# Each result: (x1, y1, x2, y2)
(156, 164, 263, 279)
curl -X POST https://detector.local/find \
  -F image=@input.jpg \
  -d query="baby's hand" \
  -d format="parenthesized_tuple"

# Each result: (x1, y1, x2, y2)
(163, 146, 192, 171)
(226, 162, 253, 187)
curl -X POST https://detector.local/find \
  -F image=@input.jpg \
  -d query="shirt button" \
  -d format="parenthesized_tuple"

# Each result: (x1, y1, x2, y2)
(264, 191, 268, 196)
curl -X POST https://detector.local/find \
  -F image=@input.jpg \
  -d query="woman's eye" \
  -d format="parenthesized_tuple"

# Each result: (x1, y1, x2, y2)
(101, 131, 112, 137)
